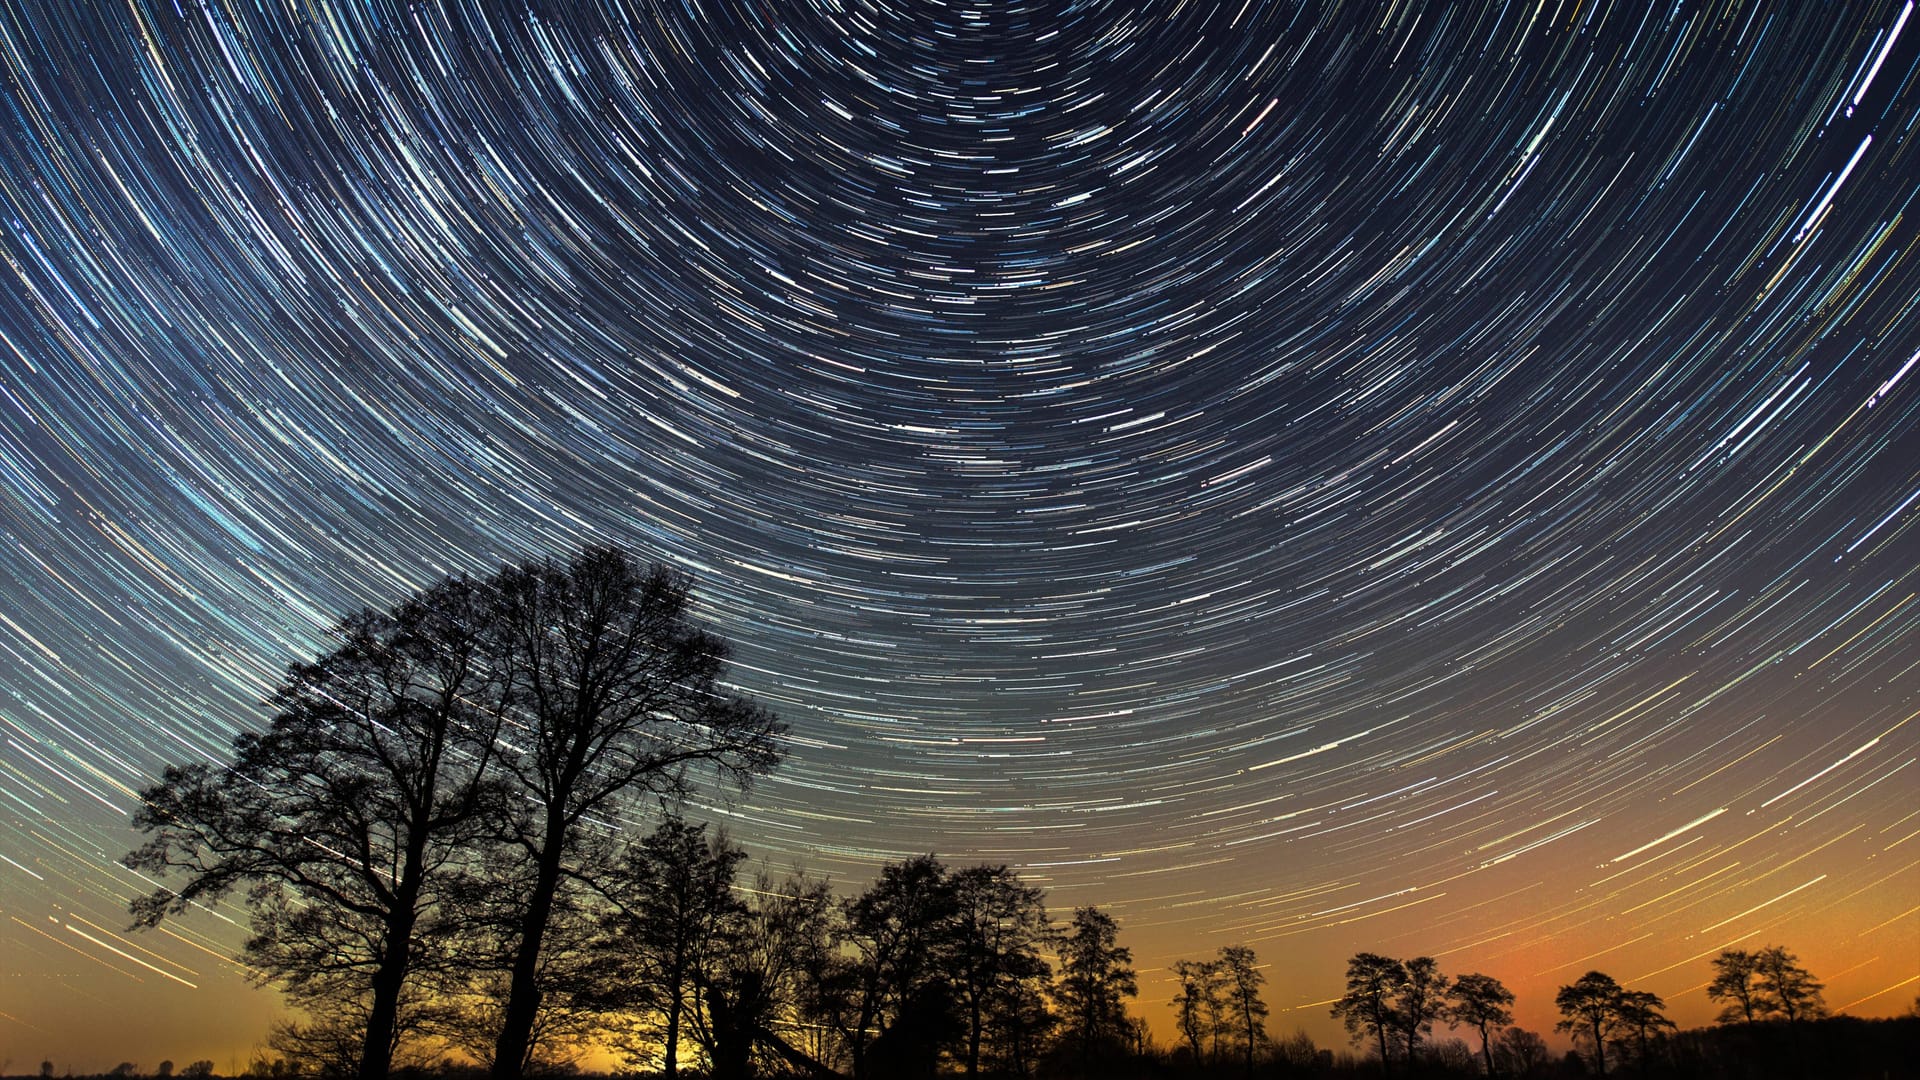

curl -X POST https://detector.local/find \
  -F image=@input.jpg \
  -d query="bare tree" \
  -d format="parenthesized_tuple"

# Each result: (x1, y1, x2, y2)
(1055, 906, 1138, 1074)
(481, 548, 784, 1078)
(1218, 945, 1268, 1076)
(1753, 945, 1825, 1022)
(693, 867, 839, 1080)
(1445, 973, 1514, 1077)
(1331, 953, 1408, 1071)
(591, 815, 748, 1080)
(946, 865, 1054, 1079)
(1492, 1028, 1548, 1078)
(1396, 957, 1449, 1064)
(1170, 958, 1223, 1064)
(127, 575, 502, 1080)
(1707, 949, 1765, 1024)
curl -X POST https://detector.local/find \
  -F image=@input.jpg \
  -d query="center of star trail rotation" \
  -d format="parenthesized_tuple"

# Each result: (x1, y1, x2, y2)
(0, 0, 1916, 1065)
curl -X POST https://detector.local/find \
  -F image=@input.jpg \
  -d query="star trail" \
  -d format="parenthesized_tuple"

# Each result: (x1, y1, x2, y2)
(1, 0, 1917, 1064)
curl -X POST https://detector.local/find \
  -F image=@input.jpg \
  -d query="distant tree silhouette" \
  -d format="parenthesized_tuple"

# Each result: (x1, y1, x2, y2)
(180, 1064, 214, 1079)
(1707, 944, 1826, 1027)
(1707, 949, 1765, 1024)
(1445, 972, 1514, 1077)
(1555, 971, 1630, 1076)
(1218, 945, 1268, 1076)
(1752, 946, 1825, 1022)
(1609, 988, 1674, 1075)
(818, 854, 959, 1079)
(589, 815, 748, 1080)
(39, 1062, 52, 1080)
(945, 864, 1055, 1079)
(1055, 906, 1138, 1075)
(1171, 958, 1224, 1064)
(982, 974, 1054, 1079)
(1395, 957, 1448, 1064)
(126, 573, 504, 1080)
(693, 867, 838, 1080)
(1492, 1027, 1549, 1077)
(156, 1063, 173, 1079)
(480, 548, 784, 1079)
(1331, 953, 1408, 1071)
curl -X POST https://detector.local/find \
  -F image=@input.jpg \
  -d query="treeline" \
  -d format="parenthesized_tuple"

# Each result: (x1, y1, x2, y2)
(122, 550, 1916, 1080)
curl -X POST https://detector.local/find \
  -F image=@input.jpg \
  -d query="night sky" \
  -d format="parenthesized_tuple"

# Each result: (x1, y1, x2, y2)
(2, 0, 1918, 1067)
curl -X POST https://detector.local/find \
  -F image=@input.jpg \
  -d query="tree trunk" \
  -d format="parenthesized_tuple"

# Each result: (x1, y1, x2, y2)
(362, 824, 428, 1080)
(358, 936, 406, 1080)
(662, 983, 682, 1080)
(491, 842, 564, 1080)
(965, 995, 981, 1079)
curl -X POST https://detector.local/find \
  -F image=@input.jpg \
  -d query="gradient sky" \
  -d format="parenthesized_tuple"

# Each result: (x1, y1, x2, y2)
(2, 0, 1918, 1070)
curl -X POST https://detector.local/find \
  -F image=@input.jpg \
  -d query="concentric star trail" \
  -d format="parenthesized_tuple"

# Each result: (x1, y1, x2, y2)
(1, 0, 1916, 1062)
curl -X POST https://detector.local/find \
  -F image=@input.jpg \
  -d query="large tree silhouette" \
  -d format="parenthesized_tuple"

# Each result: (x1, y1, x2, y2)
(482, 548, 784, 1078)
(1609, 988, 1674, 1074)
(1555, 971, 1628, 1077)
(1707, 944, 1826, 1026)
(1444, 973, 1514, 1077)
(126, 575, 503, 1080)
(946, 865, 1054, 1079)
(1332, 953, 1408, 1071)
(1395, 957, 1449, 1064)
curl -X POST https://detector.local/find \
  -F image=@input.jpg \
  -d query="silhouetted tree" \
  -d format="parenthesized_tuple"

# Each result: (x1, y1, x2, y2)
(983, 976, 1054, 1079)
(1609, 988, 1673, 1076)
(1171, 958, 1224, 1064)
(1555, 971, 1627, 1077)
(156, 1063, 173, 1079)
(1331, 953, 1408, 1071)
(1056, 906, 1138, 1074)
(180, 1064, 214, 1079)
(1753, 945, 1825, 1022)
(817, 854, 959, 1079)
(1492, 1028, 1548, 1078)
(693, 867, 838, 1080)
(1707, 944, 1826, 1029)
(127, 574, 503, 1080)
(1445, 972, 1514, 1077)
(482, 548, 785, 1079)
(1219, 945, 1268, 1076)
(1707, 949, 1765, 1024)
(1273, 1028, 1321, 1070)
(1395, 957, 1448, 1064)
(586, 815, 749, 1079)
(266, 993, 450, 1080)
(946, 865, 1054, 1079)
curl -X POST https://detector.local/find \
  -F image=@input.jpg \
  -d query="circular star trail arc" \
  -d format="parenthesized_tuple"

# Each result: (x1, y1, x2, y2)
(1, 0, 1917, 1061)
